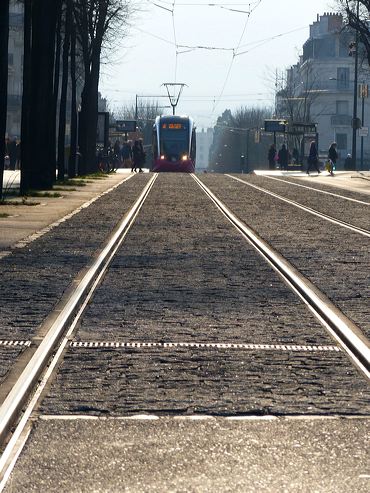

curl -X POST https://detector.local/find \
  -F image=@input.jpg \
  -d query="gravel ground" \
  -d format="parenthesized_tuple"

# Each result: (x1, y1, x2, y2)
(199, 174, 370, 339)
(234, 174, 370, 231)
(39, 174, 370, 417)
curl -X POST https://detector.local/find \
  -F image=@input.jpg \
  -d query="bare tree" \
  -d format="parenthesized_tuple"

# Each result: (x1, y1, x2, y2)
(209, 106, 272, 173)
(0, 0, 9, 200)
(57, 0, 72, 180)
(337, 1, 370, 65)
(73, 0, 130, 175)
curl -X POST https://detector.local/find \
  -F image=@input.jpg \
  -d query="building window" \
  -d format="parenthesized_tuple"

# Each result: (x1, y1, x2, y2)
(336, 100, 349, 115)
(337, 67, 349, 89)
(336, 133, 347, 150)
(8, 53, 14, 65)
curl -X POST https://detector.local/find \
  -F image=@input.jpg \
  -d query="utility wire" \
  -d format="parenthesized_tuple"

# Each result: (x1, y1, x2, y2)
(211, 0, 262, 114)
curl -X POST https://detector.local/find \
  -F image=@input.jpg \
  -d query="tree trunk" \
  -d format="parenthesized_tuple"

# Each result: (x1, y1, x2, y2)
(68, 12, 77, 178)
(28, 0, 58, 190)
(57, 1, 71, 180)
(20, 0, 32, 195)
(0, 0, 9, 200)
(53, 1, 62, 180)
(78, 54, 100, 175)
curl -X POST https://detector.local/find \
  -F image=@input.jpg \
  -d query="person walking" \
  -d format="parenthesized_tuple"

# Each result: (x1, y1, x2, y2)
(278, 143, 289, 171)
(16, 139, 21, 170)
(113, 139, 121, 167)
(306, 140, 320, 174)
(121, 141, 132, 169)
(327, 142, 338, 176)
(132, 140, 145, 173)
(138, 139, 146, 172)
(268, 143, 276, 170)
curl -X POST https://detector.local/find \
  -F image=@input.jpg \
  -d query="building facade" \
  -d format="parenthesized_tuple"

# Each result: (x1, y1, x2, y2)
(7, 1, 23, 139)
(279, 13, 370, 169)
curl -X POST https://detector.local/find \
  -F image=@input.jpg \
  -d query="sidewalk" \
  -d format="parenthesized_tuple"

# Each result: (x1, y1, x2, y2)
(0, 170, 133, 252)
(254, 170, 370, 197)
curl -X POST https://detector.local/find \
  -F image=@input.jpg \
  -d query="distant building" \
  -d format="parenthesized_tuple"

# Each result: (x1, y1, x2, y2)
(196, 128, 213, 170)
(278, 12, 370, 169)
(7, 1, 23, 139)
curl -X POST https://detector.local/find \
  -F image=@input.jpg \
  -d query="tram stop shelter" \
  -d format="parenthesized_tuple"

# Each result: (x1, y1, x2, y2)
(264, 120, 318, 171)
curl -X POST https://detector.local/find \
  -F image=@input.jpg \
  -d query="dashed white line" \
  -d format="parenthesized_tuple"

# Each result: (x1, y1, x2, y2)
(69, 341, 341, 352)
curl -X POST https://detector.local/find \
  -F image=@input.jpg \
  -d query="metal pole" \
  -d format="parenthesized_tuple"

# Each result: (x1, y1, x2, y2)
(135, 95, 138, 120)
(351, 0, 359, 169)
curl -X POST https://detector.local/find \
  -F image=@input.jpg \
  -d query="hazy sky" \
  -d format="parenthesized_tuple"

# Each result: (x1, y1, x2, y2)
(99, 0, 334, 128)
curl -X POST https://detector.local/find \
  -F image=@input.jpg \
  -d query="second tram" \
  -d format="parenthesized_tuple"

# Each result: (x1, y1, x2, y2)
(152, 115, 196, 172)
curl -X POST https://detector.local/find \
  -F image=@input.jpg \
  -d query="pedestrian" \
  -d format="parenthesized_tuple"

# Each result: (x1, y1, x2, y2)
(16, 139, 21, 170)
(306, 141, 321, 174)
(344, 153, 353, 170)
(268, 143, 276, 170)
(121, 141, 132, 169)
(278, 143, 289, 171)
(327, 142, 338, 176)
(138, 139, 146, 172)
(132, 140, 142, 173)
(113, 139, 121, 166)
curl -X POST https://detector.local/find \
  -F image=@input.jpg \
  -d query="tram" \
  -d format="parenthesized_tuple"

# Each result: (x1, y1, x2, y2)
(152, 115, 196, 172)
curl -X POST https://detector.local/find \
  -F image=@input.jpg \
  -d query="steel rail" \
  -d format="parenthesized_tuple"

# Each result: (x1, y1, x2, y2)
(192, 174, 370, 378)
(226, 174, 370, 238)
(0, 174, 158, 446)
(261, 175, 370, 206)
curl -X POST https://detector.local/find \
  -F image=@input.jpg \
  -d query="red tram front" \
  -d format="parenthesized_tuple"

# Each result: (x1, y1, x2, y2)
(152, 115, 196, 172)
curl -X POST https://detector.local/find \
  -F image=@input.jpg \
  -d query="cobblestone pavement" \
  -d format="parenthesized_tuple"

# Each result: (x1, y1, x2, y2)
(235, 174, 370, 231)
(199, 174, 370, 339)
(0, 174, 151, 383)
(39, 174, 370, 417)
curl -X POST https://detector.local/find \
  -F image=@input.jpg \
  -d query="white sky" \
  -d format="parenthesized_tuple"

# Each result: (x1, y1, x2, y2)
(99, 0, 335, 128)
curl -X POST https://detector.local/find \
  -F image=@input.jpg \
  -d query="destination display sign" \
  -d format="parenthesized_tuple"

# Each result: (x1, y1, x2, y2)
(162, 123, 184, 129)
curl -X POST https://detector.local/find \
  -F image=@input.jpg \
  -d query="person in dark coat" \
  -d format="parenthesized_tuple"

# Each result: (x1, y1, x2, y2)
(268, 144, 276, 170)
(16, 140, 21, 169)
(278, 144, 289, 171)
(306, 141, 320, 174)
(132, 140, 145, 173)
(327, 142, 338, 176)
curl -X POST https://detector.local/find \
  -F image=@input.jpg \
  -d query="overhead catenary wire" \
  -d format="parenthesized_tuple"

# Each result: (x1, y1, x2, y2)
(211, 0, 263, 114)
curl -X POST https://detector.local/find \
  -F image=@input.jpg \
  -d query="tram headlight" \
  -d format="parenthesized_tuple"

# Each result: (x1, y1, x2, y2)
(181, 154, 188, 161)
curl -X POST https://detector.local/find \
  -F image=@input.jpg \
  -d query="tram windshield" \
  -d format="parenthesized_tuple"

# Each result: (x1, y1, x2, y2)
(159, 122, 189, 160)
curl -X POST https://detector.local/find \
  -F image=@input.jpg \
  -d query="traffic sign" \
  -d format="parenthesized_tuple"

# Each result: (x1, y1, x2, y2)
(359, 126, 368, 137)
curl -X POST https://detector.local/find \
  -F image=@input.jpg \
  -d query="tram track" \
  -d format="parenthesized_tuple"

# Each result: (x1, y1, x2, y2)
(0, 174, 157, 446)
(0, 173, 369, 489)
(226, 174, 370, 238)
(193, 174, 370, 377)
(261, 175, 370, 206)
